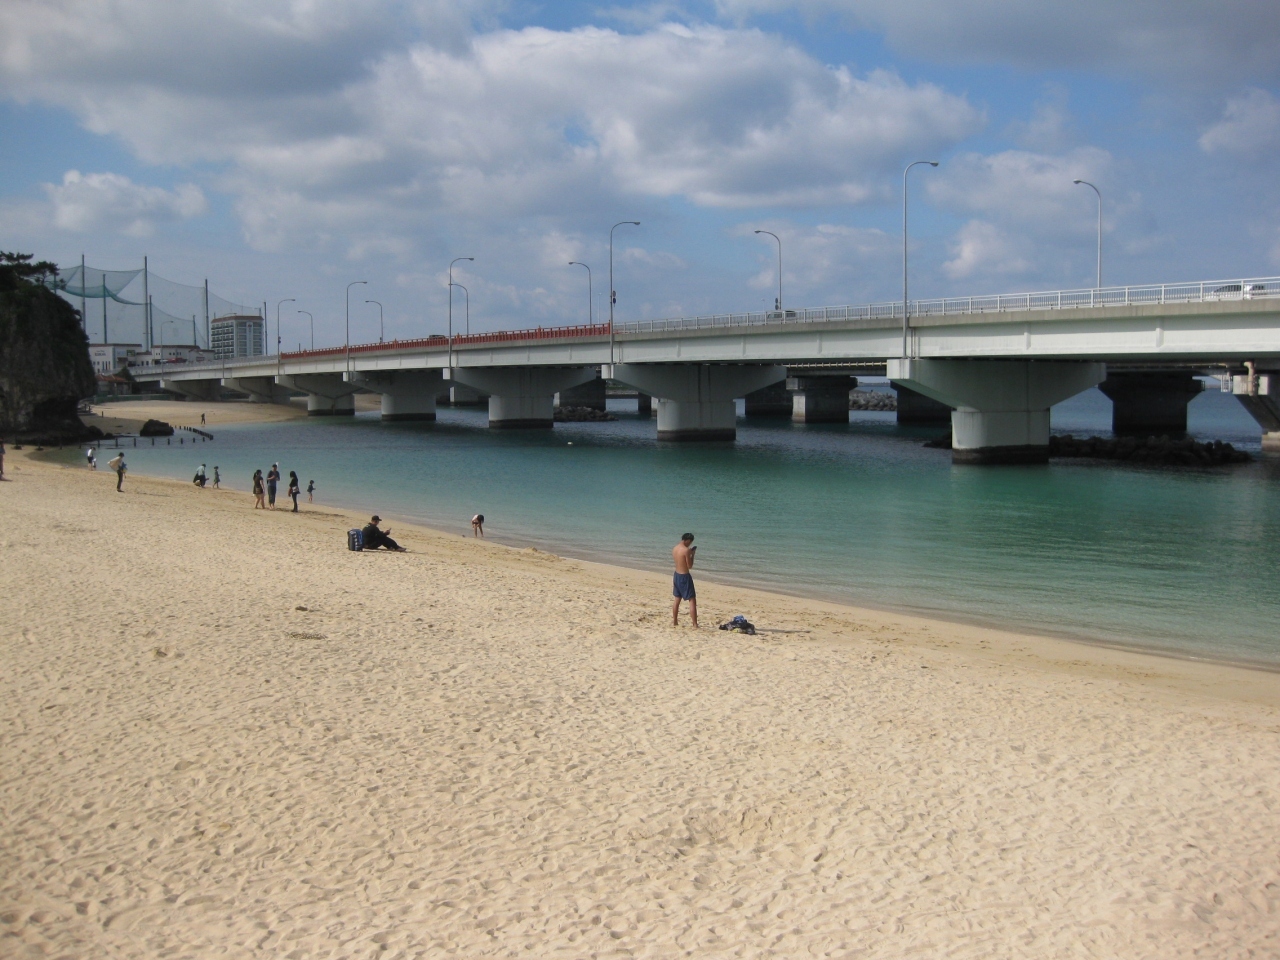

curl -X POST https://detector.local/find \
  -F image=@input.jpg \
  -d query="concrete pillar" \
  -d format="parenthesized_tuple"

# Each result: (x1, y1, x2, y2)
(788, 375, 854, 423)
(1232, 372, 1280, 453)
(556, 377, 607, 411)
(607, 363, 786, 441)
(894, 383, 953, 424)
(1098, 372, 1202, 437)
(353, 369, 443, 421)
(888, 359, 1106, 464)
(744, 380, 792, 417)
(160, 378, 221, 402)
(448, 366, 598, 428)
(222, 376, 293, 405)
(276, 374, 359, 417)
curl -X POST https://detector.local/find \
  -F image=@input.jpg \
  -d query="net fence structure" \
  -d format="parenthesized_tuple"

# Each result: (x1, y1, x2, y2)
(49, 261, 260, 350)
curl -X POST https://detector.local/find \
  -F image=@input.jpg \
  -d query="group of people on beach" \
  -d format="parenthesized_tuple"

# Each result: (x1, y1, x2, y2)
(252, 463, 313, 512)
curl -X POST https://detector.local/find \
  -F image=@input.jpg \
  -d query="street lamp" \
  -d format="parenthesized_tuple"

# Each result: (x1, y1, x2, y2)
(754, 230, 782, 314)
(903, 159, 939, 359)
(609, 221, 640, 364)
(448, 257, 474, 368)
(365, 300, 384, 342)
(345, 280, 367, 373)
(569, 261, 592, 325)
(449, 283, 469, 334)
(297, 310, 314, 351)
(1073, 179, 1103, 289)
(276, 297, 295, 374)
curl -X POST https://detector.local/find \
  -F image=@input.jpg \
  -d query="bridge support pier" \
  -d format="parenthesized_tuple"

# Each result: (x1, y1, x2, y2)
(161, 378, 221, 402)
(352, 370, 443, 421)
(556, 377, 607, 411)
(1233, 372, 1280, 453)
(1099, 372, 1202, 437)
(744, 380, 792, 417)
(788, 374, 854, 423)
(607, 363, 786, 441)
(276, 374, 358, 416)
(447, 367, 598, 428)
(888, 359, 1106, 464)
(222, 376, 294, 405)
(893, 384, 953, 424)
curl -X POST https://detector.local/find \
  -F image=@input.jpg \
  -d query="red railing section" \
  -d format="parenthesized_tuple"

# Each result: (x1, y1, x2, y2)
(280, 322, 610, 362)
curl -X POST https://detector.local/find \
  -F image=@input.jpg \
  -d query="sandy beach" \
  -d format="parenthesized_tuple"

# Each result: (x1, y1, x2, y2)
(2, 441, 1279, 959)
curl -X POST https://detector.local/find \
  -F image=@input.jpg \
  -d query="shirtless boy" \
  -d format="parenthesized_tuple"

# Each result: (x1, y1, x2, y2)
(672, 533, 698, 627)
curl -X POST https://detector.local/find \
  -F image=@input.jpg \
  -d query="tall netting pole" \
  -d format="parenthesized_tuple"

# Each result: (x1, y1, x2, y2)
(102, 277, 108, 343)
(80, 254, 86, 332)
(143, 256, 150, 351)
(204, 280, 210, 349)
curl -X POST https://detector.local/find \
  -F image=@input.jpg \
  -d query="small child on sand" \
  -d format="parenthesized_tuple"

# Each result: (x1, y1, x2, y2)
(307, 480, 315, 502)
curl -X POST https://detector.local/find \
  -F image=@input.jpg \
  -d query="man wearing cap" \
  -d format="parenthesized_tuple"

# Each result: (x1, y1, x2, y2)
(361, 515, 405, 551)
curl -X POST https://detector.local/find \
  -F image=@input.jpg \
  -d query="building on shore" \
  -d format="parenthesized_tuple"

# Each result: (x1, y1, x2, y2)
(210, 315, 265, 360)
(88, 343, 142, 375)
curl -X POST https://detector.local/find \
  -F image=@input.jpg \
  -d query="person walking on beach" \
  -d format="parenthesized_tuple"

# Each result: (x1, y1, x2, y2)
(109, 452, 127, 492)
(287, 471, 300, 512)
(252, 469, 265, 509)
(200, 412, 206, 426)
(306, 479, 315, 503)
(672, 532, 698, 628)
(362, 516, 405, 551)
(471, 514, 485, 537)
(212, 466, 220, 489)
(194, 463, 207, 488)
(266, 463, 280, 509)
(86, 446, 95, 469)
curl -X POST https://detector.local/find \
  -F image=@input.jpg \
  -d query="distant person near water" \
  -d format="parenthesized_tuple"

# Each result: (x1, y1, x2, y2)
(266, 464, 280, 509)
(200, 412, 206, 425)
(672, 532, 698, 628)
(362, 516, 405, 551)
(307, 479, 315, 502)
(194, 463, 207, 488)
(109, 452, 127, 492)
(212, 466, 220, 489)
(287, 471, 300, 512)
(472, 514, 485, 537)
(86, 447, 95, 469)
(252, 469, 265, 509)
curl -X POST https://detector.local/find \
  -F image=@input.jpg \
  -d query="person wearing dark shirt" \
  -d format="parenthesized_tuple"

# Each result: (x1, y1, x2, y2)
(266, 464, 280, 509)
(361, 516, 405, 551)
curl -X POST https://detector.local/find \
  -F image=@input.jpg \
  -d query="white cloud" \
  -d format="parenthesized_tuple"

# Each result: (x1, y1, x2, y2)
(928, 147, 1113, 225)
(713, 0, 1280, 87)
(45, 170, 206, 236)
(1199, 89, 1280, 158)
(737, 221, 894, 299)
(943, 220, 1029, 279)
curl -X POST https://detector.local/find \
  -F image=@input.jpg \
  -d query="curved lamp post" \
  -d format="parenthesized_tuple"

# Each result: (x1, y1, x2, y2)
(449, 283, 469, 335)
(609, 221, 640, 364)
(1073, 179, 1102, 289)
(448, 257, 474, 368)
(365, 300, 383, 342)
(297, 310, 314, 351)
(903, 160, 939, 358)
(754, 230, 782, 314)
(569, 261, 592, 325)
(345, 281, 367, 374)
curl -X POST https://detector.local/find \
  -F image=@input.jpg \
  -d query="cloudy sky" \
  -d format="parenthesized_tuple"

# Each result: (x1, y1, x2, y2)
(3, 0, 1278, 345)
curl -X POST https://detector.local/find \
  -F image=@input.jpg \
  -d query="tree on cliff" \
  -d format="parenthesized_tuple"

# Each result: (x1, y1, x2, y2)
(0, 252, 96, 434)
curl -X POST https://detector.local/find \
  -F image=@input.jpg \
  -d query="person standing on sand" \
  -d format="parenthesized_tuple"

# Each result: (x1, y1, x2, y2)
(287, 471, 300, 512)
(266, 463, 280, 509)
(200, 413, 206, 426)
(471, 514, 484, 537)
(672, 532, 698, 628)
(0, 440, 6, 480)
(307, 479, 315, 502)
(194, 463, 206, 488)
(109, 452, 126, 492)
(252, 469, 265, 509)
(212, 466, 220, 489)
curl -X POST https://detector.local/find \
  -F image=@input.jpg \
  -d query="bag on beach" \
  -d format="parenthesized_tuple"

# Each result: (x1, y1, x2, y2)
(347, 528, 364, 552)
(718, 615, 757, 635)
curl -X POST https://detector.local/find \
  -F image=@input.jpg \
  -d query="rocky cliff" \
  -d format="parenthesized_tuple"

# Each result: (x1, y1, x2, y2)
(0, 253, 97, 438)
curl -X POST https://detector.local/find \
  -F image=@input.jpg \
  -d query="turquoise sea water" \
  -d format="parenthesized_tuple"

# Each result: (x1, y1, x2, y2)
(106, 387, 1280, 666)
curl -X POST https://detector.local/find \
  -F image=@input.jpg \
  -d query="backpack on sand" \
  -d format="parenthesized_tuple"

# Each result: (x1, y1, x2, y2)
(347, 528, 364, 552)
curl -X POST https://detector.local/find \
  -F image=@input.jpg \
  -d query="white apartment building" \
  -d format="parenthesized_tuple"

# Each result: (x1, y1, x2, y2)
(210, 314, 266, 360)
(88, 343, 142, 374)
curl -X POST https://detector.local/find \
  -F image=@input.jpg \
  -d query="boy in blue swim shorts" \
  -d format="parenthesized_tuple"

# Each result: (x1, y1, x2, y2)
(672, 532, 698, 627)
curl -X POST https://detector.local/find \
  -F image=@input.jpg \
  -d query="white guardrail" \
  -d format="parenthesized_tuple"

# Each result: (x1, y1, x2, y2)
(615, 276, 1280, 334)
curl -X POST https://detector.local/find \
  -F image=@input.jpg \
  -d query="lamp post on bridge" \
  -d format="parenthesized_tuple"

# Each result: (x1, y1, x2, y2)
(903, 159, 939, 359)
(609, 221, 640, 364)
(276, 298, 295, 375)
(754, 230, 782, 314)
(365, 300, 384, 342)
(569, 261, 592, 325)
(1073, 179, 1103, 289)
(345, 281, 367, 375)
(449, 283, 469, 335)
(297, 310, 314, 351)
(448, 257, 474, 369)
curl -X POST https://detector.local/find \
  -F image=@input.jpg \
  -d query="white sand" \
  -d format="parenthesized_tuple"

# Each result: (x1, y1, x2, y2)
(3, 450, 1279, 959)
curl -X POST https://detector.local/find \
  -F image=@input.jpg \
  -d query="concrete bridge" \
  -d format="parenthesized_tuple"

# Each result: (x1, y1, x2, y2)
(135, 275, 1280, 463)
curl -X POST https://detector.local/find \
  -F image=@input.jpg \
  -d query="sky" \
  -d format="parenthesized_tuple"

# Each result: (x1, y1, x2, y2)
(2, 0, 1278, 347)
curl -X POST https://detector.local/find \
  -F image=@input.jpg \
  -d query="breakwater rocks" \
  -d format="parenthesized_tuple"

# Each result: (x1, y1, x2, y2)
(923, 432, 1252, 465)
(139, 418, 175, 437)
(554, 406, 617, 422)
(849, 390, 897, 411)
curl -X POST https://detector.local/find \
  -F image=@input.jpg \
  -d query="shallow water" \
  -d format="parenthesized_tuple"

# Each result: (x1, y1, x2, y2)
(103, 386, 1280, 665)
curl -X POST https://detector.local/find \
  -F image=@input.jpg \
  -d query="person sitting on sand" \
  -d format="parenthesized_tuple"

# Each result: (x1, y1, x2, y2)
(362, 516, 405, 551)
(672, 532, 698, 628)
(472, 514, 484, 537)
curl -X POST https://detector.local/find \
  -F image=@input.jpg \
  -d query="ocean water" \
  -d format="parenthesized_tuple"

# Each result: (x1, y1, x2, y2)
(103, 386, 1280, 666)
